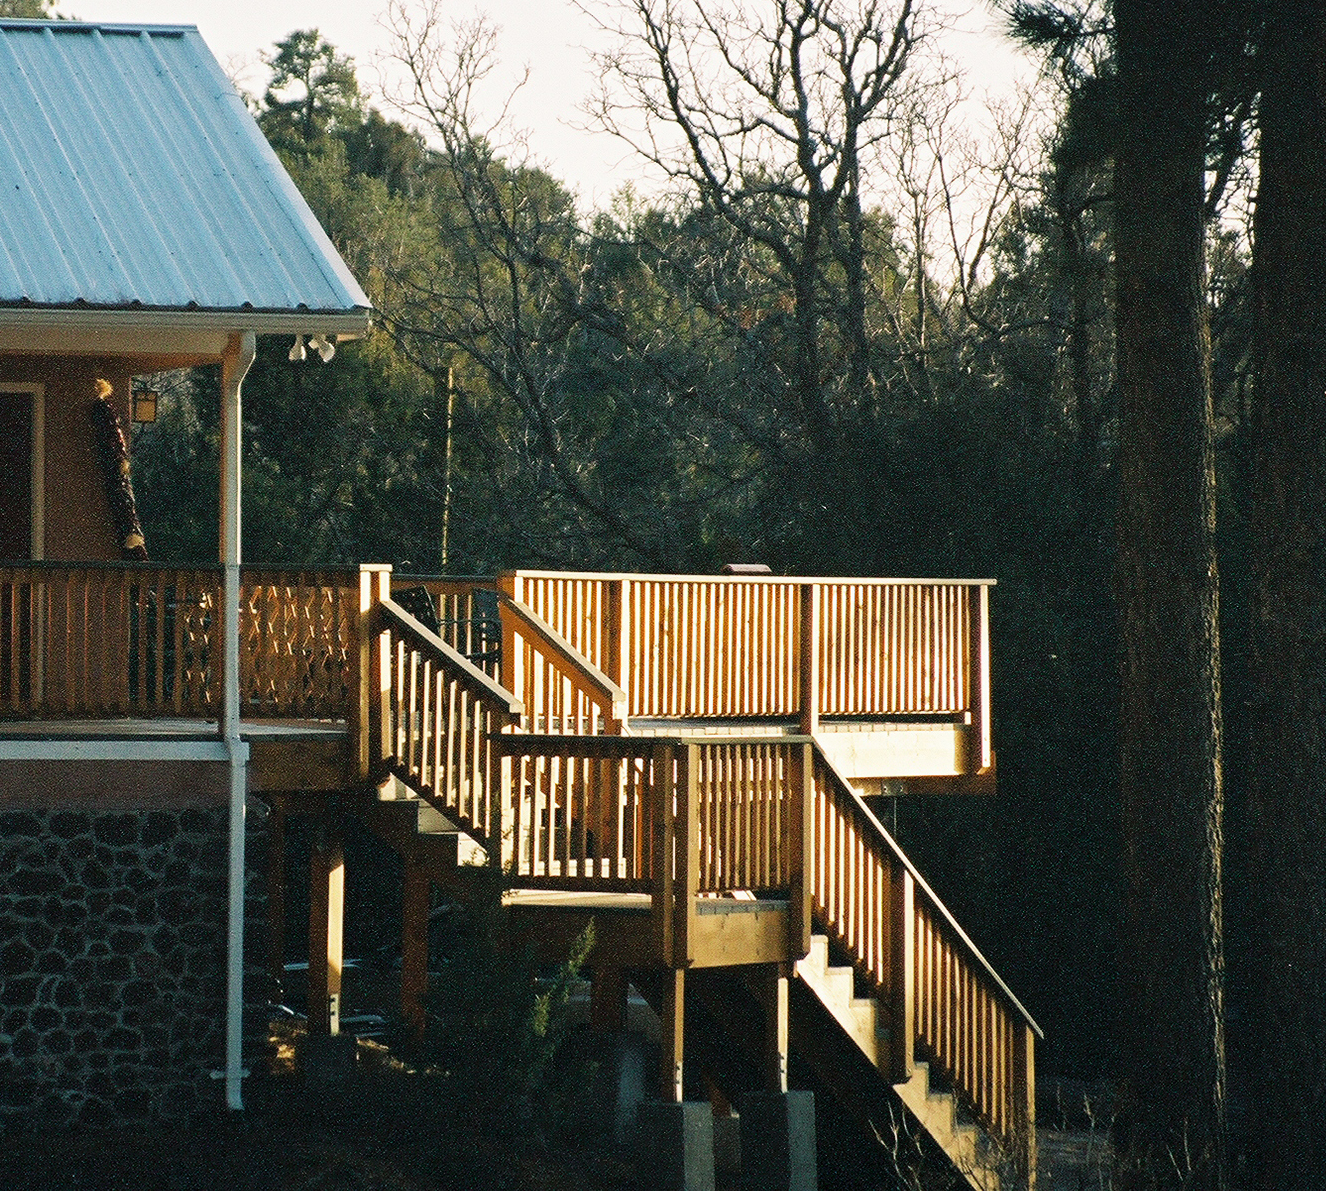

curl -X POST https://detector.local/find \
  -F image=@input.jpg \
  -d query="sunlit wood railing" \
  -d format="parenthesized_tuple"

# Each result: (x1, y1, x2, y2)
(494, 735, 661, 889)
(498, 574, 627, 736)
(500, 572, 992, 764)
(0, 562, 361, 720)
(809, 748, 1037, 1168)
(391, 575, 500, 677)
(368, 571, 522, 848)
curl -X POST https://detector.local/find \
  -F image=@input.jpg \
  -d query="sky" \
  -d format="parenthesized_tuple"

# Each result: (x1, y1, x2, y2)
(64, 0, 1041, 209)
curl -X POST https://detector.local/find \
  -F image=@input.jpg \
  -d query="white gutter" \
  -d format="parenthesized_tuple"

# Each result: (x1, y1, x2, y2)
(221, 330, 256, 1111)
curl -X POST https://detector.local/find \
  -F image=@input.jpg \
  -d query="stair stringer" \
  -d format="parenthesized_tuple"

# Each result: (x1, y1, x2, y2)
(794, 933, 1001, 1191)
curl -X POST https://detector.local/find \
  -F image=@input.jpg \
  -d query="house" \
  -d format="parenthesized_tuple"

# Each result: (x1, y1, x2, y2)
(0, 19, 1038, 1191)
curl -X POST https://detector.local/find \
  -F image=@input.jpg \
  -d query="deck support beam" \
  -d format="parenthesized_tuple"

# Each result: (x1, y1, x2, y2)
(308, 819, 345, 1036)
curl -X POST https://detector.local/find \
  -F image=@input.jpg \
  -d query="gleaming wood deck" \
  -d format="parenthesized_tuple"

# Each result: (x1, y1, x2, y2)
(0, 562, 1035, 1187)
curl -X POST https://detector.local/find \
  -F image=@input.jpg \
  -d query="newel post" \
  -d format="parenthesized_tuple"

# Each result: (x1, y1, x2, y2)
(604, 577, 628, 733)
(968, 584, 992, 772)
(788, 740, 814, 961)
(1014, 1022, 1037, 1188)
(355, 565, 391, 782)
(799, 583, 820, 735)
(674, 742, 700, 968)
(498, 571, 520, 721)
(652, 742, 677, 963)
(889, 864, 915, 1084)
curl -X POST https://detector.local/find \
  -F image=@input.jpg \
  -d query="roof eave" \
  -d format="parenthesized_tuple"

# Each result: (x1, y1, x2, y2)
(0, 305, 373, 362)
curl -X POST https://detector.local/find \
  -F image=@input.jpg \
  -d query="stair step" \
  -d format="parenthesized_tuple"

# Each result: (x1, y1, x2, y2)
(795, 936, 1001, 1191)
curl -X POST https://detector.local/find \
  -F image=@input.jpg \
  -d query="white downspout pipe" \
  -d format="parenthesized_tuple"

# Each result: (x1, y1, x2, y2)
(221, 330, 256, 1111)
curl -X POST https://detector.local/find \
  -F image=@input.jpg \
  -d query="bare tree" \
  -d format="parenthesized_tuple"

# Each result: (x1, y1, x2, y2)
(380, 0, 677, 567)
(585, 0, 925, 454)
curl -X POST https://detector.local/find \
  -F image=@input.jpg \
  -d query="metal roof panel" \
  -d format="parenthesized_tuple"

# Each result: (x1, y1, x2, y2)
(0, 21, 371, 321)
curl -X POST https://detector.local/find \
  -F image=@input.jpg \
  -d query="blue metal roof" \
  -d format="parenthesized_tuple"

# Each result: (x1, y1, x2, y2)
(0, 20, 371, 320)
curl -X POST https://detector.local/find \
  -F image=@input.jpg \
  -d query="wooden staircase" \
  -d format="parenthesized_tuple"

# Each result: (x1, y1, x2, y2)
(795, 933, 997, 1191)
(341, 569, 1039, 1190)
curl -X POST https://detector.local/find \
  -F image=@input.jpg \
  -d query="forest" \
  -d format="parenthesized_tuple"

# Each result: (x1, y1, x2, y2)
(116, 2, 1323, 1188)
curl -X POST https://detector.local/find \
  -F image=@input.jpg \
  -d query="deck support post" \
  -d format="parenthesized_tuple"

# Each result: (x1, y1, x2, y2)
(401, 858, 429, 1038)
(308, 818, 345, 1036)
(763, 962, 791, 1093)
(661, 967, 685, 1103)
(266, 796, 287, 1002)
(1014, 1022, 1037, 1189)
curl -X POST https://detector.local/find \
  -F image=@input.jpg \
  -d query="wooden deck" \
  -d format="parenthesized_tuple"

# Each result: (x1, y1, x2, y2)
(0, 561, 1035, 1188)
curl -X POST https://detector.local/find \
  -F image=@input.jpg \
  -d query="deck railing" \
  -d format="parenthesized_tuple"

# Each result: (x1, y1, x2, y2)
(809, 748, 1037, 1167)
(501, 572, 992, 759)
(371, 577, 522, 848)
(0, 561, 359, 720)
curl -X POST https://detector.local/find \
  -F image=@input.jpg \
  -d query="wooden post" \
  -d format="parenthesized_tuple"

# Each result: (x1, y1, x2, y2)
(969, 584, 992, 773)
(653, 743, 677, 964)
(308, 820, 345, 1037)
(1013, 1021, 1036, 1189)
(266, 796, 287, 1001)
(764, 962, 790, 1093)
(498, 572, 519, 720)
(675, 743, 699, 968)
(355, 564, 392, 784)
(604, 577, 627, 733)
(798, 583, 820, 736)
(661, 967, 685, 1103)
(788, 741, 814, 961)
(401, 858, 430, 1039)
(889, 864, 915, 1084)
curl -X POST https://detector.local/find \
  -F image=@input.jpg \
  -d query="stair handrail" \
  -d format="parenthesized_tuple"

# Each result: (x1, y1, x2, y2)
(498, 591, 628, 730)
(380, 595, 522, 720)
(813, 745, 1041, 1039)
(366, 590, 522, 849)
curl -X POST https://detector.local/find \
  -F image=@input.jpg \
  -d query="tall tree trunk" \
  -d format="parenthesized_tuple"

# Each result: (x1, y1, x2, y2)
(1242, 6, 1326, 1186)
(1112, 2, 1227, 1188)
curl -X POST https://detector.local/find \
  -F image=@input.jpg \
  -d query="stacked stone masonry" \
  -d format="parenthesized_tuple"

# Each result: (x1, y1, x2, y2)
(0, 806, 259, 1123)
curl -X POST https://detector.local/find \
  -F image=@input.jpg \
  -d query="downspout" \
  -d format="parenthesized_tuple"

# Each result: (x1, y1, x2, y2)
(221, 330, 256, 1111)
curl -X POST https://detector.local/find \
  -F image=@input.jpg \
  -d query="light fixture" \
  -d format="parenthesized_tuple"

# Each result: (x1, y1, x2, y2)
(288, 335, 306, 363)
(309, 334, 336, 362)
(132, 389, 158, 423)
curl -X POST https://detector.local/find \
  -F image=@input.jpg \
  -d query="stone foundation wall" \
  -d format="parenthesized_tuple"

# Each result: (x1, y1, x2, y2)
(0, 806, 264, 1123)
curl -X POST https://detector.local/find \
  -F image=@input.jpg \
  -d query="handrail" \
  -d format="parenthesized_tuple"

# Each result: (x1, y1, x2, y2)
(380, 597, 521, 717)
(0, 563, 360, 720)
(507, 568, 996, 587)
(499, 590, 628, 730)
(809, 743, 1037, 1157)
(814, 747, 1040, 1037)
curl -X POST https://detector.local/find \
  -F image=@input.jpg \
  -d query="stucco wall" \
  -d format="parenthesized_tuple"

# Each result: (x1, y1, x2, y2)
(0, 356, 133, 562)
